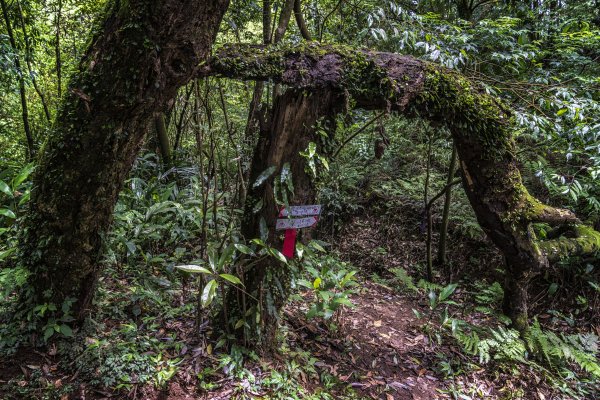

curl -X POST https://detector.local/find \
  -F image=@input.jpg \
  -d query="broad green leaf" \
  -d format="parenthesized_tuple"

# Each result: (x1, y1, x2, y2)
(208, 249, 217, 271)
(269, 248, 287, 263)
(18, 190, 30, 205)
(218, 244, 235, 268)
(250, 238, 266, 247)
(0, 181, 12, 198)
(43, 326, 54, 341)
(219, 274, 243, 286)
(341, 271, 357, 287)
(297, 279, 312, 289)
(313, 277, 322, 289)
(318, 155, 329, 171)
(306, 306, 318, 319)
(0, 248, 16, 261)
(253, 166, 277, 189)
(439, 283, 458, 302)
(125, 241, 136, 255)
(175, 265, 212, 274)
(319, 291, 332, 301)
(252, 198, 264, 214)
(308, 241, 327, 252)
(60, 324, 73, 337)
(307, 142, 317, 158)
(234, 243, 254, 255)
(234, 319, 245, 329)
(12, 163, 34, 187)
(556, 108, 568, 116)
(201, 279, 218, 307)
(428, 290, 437, 309)
(0, 208, 16, 219)
(334, 297, 354, 307)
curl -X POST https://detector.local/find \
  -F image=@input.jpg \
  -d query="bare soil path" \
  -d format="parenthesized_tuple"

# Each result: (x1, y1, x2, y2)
(286, 280, 441, 399)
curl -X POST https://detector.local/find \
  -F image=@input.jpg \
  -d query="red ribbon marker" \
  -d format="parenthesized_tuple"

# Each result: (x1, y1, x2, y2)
(282, 228, 297, 258)
(276, 205, 322, 260)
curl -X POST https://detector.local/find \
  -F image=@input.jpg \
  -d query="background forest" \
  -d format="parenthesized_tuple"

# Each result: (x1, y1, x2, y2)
(1, 0, 600, 398)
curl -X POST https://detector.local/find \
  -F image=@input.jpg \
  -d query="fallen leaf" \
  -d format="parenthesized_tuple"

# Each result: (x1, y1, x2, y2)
(373, 320, 382, 327)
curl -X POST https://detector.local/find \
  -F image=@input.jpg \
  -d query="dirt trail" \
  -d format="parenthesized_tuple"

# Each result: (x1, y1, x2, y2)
(287, 280, 441, 399)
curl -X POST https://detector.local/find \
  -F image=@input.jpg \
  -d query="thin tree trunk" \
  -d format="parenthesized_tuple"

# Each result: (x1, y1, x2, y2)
(263, 0, 272, 44)
(273, 0, 295, 43)
(294, 0, 312, 40)
(173, 84, 194, 152)
(16, 0, 51, 122)
(424, 125, 434, 282)
(19, 0, 229, 323)
(437, 144, 457, 267)
(154, 113, 172, 166)
(1, 0, 34, 159)
(55, 0, 62, 99)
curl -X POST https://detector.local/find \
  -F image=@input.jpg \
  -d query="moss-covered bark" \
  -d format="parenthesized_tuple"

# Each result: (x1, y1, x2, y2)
(204, 43, 600, 332)
(19, 0, 228, 322)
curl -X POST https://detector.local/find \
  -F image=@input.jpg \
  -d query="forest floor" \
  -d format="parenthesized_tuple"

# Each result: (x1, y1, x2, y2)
(1, 201, 597, 399)
(0, 279, 553, 399)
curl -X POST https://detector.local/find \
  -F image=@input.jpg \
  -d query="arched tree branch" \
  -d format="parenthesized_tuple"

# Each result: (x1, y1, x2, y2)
(201, 42, 600, 330)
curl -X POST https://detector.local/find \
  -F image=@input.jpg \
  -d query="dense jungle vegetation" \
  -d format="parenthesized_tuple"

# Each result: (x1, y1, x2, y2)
(1, 0, 600, 398)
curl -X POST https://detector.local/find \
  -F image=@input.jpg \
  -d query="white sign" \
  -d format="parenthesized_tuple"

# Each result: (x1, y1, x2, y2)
(279, 205, 322, 217)
(275, 216, 319, 230)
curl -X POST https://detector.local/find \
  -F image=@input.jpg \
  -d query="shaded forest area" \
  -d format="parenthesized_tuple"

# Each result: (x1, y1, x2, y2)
(1, 0, 600, 398)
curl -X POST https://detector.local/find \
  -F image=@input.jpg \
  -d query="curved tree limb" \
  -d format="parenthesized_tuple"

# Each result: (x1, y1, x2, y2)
(201, 42, 600, 330)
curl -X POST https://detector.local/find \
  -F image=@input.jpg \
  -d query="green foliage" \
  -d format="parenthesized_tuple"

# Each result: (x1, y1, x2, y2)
(417, 282, 600, 397)
(66, 320, 182, 389)
(295, 243, 358, 324)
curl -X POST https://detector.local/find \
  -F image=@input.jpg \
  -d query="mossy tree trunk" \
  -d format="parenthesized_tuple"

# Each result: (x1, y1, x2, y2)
(204, 43, 600, 333)
(229, 88, 341, 350)
(19, 0, 229, 322)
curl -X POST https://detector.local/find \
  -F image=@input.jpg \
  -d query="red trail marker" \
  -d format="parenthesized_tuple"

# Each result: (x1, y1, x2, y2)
(276, 205, 321, 259)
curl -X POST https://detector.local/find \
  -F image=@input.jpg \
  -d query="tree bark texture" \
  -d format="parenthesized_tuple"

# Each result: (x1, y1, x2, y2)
(230, 88, 342, 349)
(20, 0, 229, 320)
(203, 43, 600, 331)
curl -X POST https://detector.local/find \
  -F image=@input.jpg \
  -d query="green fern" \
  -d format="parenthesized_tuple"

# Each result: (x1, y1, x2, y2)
(390, 267, 417, 292)
(526, 319, 600, 378)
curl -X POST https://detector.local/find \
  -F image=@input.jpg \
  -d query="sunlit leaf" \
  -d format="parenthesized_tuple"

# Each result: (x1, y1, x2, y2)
(175, 265, 212, 274)
(0, 181, 12, 198)
(253, 166, 277, 188)
(0, 209, 16, 219)
(201, 279, 218, 307)
(219, 273, 243, 286)
(234, 243, 254, 255)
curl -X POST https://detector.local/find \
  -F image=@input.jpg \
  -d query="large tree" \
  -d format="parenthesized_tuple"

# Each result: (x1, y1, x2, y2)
(203, 43, 600, 334)
(19, 0, 229, 321)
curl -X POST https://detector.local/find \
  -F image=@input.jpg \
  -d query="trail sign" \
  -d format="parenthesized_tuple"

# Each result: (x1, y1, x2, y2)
(279, 205, 322, 217)
(276, 205, 322, 259)
(275, 216, 318, 230)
